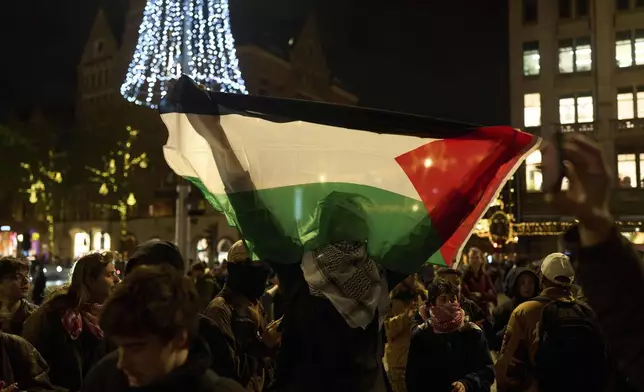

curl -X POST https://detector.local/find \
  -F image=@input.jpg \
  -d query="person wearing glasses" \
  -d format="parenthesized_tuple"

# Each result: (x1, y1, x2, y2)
(0, 256, 37, 336)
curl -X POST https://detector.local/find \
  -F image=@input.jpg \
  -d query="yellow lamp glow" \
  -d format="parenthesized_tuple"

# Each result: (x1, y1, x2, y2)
(126, 193, 137, 206)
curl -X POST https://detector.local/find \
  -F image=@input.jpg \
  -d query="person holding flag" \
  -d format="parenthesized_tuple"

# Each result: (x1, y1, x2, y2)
(159, 76, 538, 391)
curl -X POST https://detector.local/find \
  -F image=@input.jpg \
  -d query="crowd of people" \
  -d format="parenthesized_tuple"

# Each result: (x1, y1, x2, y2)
(0, 136, 641, 392)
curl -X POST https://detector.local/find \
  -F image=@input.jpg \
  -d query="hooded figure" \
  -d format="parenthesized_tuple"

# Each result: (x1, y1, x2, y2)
(489, 267, 539, 351)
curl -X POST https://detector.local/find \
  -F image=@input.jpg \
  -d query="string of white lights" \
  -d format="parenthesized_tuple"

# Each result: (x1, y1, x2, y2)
(121, 0, 247, 108)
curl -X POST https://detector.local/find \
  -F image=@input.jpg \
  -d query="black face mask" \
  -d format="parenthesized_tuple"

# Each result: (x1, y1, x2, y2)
(227, 262, 270, 301)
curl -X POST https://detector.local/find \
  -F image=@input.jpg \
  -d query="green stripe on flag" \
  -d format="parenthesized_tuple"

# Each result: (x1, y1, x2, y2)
(186, 177, 447, 272)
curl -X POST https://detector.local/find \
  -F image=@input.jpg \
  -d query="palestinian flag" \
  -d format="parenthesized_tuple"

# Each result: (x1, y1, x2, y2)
(160, 76, 538, 273)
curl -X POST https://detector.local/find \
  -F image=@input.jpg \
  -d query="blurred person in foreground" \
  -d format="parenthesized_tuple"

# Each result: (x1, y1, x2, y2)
(383, 275, 427, 392)
(0, 331, 61, 392)
(204, 240, 276, 392)
(82, 265, 245, 392)
(0, 257, 37, 335)
(547, 134, 644, 391)
(22, 252, 120, 392)
(405, 278, 494, 392)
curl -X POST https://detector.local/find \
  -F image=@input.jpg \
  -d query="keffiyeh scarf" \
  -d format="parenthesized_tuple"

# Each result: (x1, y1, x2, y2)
(301, 241, 389, 329)
(429, 303, 465, 333)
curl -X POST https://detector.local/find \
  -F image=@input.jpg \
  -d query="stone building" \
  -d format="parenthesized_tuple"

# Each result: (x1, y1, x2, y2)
(509, 0, 644, 257)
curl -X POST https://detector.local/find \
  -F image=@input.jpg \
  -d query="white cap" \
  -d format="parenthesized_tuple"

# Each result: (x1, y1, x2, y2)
(541, 253, 574, 285)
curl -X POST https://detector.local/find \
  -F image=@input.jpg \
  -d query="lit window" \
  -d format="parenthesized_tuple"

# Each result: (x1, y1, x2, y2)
(559, 97, 576, 124)
(525, 150, 542, 192)
(640, 153, 644, 188)
(523, 42, 540, 76)
(617, 92, 635, 120)
(559, 95, 593, 123)
(638, 90, 644, 118)
(616, 32, 633, 68)
(618, 154, 637, 188)
(559, 38, 592, 72)
(636, 32, 644, 65)
(559, 42, 575, 73)
(73, 232, 91, 258)
(616, 30, 644, 68)
(577, 95, 594, 122)
(575, 39, 592, 71)
(524, 93, 541, 127)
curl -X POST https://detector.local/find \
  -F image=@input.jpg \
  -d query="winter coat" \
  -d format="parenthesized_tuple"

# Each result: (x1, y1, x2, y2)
(462, 271, 497, 315)
(265, 262, 404, 392)
(22, 296, 113, 392)
(405, 321, 494, 392)
(0, 332, 61, 391)
(564, 226, 644, 391)
(204, 287, 271, 392)
(384, 282, 427, 370)
(81, 338, 246, 392)
(489, 268, 539, 351)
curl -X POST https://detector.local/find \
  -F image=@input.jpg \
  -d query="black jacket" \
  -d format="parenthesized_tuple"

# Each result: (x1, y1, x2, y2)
(489, 267, 539, 351)
(405, 322, 494, 392)
(0, 332, 61, 392)
(22, 296, 113, 392)
(565, 226, 644, 392)
(81, 338, 245, 392)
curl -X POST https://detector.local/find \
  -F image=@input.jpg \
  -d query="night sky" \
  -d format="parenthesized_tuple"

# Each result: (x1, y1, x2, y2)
(0, 0, 509, 125)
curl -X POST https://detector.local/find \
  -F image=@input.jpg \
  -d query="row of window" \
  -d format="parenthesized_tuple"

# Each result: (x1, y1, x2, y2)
(525, 151, 644, 191)
(523, 31, 644, 76)
(84, 68, 110, 90)
(523, 0, 644, 24)
(524, 88, 644, 127)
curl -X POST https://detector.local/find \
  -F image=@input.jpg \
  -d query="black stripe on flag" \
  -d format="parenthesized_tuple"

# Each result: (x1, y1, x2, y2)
(159, 75, 484, 138)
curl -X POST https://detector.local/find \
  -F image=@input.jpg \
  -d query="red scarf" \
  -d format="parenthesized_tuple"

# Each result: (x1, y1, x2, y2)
(429, 303, 465, 333)
(61, 303, 104, 340)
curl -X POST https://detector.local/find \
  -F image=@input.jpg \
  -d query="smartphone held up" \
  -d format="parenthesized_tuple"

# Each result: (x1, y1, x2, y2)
(540, 130, 567, 193)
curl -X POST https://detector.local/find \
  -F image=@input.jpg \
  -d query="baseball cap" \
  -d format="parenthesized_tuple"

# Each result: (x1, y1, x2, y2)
(540, 252, 575, 285)
(226, 240, 250, 264)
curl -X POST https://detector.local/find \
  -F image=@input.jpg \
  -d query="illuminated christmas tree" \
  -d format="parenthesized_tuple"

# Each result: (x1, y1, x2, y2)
(121, 0, 247, 108)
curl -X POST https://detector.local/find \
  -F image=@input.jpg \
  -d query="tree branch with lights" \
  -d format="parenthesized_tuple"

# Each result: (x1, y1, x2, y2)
(20, 150, 63, 253)
(86, 126, 148, 243)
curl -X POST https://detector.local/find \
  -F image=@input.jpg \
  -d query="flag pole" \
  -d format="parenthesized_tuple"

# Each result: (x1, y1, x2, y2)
(175, 178, 190, 273)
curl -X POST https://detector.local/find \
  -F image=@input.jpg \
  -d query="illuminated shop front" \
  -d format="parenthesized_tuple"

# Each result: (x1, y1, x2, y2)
(0, 226, 17, 257)
(196, 238, 209, 263)
(73, 231, 91, 258)
(216, 238, 233, 263)
(195, 237, 234, 265)
(92, 231, 111, 251)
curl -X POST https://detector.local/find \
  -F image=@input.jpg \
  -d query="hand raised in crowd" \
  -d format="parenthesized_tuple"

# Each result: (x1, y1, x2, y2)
(544, 134, 614, 246)
(451, 381, 466, 392)
(0, 382, 18, 392)
(260, 318, 282, 348)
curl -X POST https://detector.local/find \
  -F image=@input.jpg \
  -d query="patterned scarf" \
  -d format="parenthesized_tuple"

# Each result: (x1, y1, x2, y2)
(301, 241, 389, 329)
(429, 303, 465, 333)
(61, 303, 104, 340)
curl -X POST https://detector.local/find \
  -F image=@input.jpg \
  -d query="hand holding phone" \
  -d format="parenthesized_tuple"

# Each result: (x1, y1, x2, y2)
(540, 131, 565, 193)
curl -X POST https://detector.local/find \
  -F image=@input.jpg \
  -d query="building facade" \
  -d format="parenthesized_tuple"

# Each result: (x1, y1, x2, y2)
(50, 1, 357, 262)
(510, 0, 644, 257)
